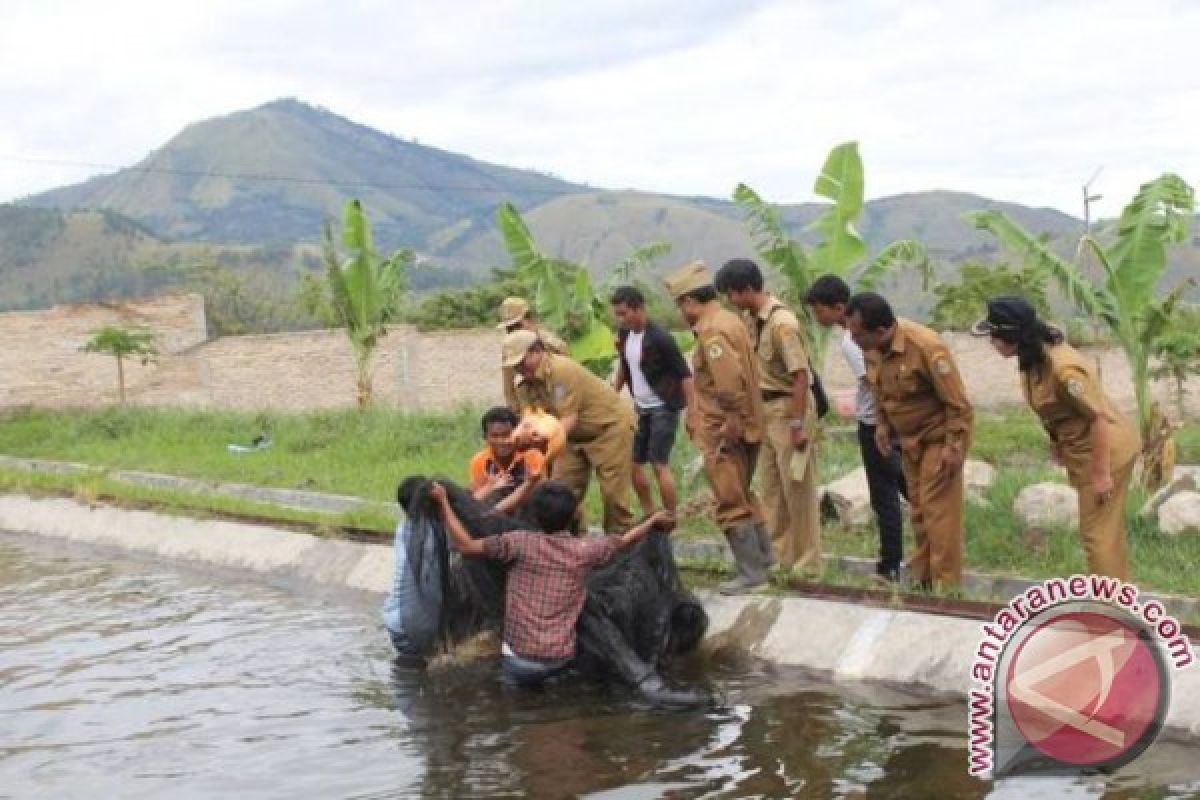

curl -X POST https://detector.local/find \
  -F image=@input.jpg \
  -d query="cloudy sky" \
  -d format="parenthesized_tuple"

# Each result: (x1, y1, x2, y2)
(2, 0, 1197, 216)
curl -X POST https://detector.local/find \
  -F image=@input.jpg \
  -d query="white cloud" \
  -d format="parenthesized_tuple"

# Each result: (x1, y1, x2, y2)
(1, 0, 1197, 217)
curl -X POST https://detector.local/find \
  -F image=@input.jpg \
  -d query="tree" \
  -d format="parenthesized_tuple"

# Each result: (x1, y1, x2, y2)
(298, 200, 412, 408)
(967, 173, 1196, 488)
(734, 142, 929, 368)
(929, 260, 1051, 331)
(82, 325, 157, 404)
(496, 202, 670, 374)
(1151, 306, 1200, 421)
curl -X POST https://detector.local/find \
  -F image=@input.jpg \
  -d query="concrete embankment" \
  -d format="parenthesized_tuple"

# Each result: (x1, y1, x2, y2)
(3, 493, 1199, 743)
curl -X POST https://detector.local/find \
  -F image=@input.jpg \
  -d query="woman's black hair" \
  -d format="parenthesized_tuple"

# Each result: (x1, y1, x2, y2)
(990, 311, 1064, 371)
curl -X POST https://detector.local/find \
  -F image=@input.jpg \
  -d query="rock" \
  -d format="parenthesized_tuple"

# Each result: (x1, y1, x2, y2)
(820, 467, 874, 527)
(1140, 472, 1197, 521)
(1158, 492, 1200, 536)
(964, 460, 997, 493)
(1014, 483, 1079, 531)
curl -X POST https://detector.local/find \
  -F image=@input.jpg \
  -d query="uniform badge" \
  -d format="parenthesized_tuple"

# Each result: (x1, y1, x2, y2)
(707, 341, 724, 360)
(1067, 378, 1084, 398)
(935, 358, 952, 376)
(553, 384, 567, 403)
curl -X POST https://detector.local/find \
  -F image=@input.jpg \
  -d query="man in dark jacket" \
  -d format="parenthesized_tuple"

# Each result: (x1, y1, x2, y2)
(611, 286, 692, 515)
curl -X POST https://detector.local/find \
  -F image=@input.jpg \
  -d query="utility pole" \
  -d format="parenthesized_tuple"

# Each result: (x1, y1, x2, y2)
(1082, 166, 1104, 237)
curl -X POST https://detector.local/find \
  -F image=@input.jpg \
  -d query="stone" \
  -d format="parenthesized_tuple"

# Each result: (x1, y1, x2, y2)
(1140, 471, 1198, 521)
(820, 467, 874, 528)
(964, 460, 997, 493)
(1159, 492, 1200, 536)
(1013, 482, 1079, 531)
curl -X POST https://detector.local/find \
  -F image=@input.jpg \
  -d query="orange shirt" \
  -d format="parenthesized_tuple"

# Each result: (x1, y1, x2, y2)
(469, 446, 546, 488)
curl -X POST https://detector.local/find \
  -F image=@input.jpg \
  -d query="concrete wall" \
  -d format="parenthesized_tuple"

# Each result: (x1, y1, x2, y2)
(0, 294, 506, 412)
(819, 331, 1200, 421)
(0, 294, 1195, 418)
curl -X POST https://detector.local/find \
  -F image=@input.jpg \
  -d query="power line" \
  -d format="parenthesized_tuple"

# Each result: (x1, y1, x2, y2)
(0, 154, 586, 196)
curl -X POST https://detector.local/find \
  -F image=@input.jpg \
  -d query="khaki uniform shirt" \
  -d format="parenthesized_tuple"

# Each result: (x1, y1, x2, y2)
(691, 304, 764, 443)
(513, 353, 633, 443)
(867, 319, 973, 454)
(502, 327, 568, 410)
(748, 296, 812, 401)
(1022, 344, 1141, 487)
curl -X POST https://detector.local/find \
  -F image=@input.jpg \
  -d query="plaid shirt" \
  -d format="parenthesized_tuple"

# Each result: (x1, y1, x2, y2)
(482, 530, 622, 660)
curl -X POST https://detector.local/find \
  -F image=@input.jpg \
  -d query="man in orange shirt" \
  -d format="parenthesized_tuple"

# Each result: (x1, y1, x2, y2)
(469, 407, 545, 511)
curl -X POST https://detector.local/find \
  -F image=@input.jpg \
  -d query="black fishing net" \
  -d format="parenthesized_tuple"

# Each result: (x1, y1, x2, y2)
(397, 476, 708, 702)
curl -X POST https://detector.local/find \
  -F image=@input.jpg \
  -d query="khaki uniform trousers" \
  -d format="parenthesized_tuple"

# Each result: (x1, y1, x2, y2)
(759, 398, 820, 570)
(552, 423, 636, 534)
(902, 440, 964, 589)
(1076, 459, 1134, 581)
(695, 427, 764, 530)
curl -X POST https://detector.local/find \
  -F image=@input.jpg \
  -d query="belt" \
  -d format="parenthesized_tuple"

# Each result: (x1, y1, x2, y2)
(761, 390, 791, 402)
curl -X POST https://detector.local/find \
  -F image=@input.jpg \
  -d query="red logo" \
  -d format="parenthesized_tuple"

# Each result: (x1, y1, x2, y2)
(1005, 610, 1164, 767)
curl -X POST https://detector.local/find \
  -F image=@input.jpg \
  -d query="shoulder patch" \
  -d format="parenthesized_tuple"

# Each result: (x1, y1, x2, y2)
(1066, 378, 1085, 398)
(707, 341, 724, 360)
(934, 357, 952, 376)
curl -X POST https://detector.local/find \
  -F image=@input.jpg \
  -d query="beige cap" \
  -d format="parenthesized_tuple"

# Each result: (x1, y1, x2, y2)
(663, 260, 713, 299)
(501, 329, 540, 368)
(496, 296, 531, 330)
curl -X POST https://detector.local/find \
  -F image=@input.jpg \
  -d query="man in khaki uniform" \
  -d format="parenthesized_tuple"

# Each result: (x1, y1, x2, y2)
(497, 297, 569, 410)
(974, 296, 1141, 580)
(715, 258, 820, 574)
(846, 292, 973, 591)
(503, 329, 636, 534)
(665, 261, 769, 593)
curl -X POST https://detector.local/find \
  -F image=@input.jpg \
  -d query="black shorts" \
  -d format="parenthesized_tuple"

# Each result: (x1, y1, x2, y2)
(633, 406, 679, 465)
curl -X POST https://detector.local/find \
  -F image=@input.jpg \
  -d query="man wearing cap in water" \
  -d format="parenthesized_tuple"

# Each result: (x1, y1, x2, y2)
(845, 292, 974, 591)
(664, 260, 770, 593)
(502, 329, 637, 534)
(496, 297, 569, 410)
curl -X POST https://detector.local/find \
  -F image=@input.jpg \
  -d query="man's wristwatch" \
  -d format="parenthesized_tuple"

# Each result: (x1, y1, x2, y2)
(788, 419, 807, 430)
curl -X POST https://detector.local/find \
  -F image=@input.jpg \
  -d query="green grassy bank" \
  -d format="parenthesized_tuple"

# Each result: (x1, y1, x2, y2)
(0, 406, 1197, 597)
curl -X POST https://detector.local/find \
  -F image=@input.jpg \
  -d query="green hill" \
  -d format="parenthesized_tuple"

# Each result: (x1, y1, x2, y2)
(25, 98, 583, 248)
(7, 98, 1197, 316)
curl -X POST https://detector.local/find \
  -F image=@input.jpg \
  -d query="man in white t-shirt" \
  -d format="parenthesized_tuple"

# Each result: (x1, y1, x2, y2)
(611, 286, 693, 515)
(805, 275, 909, 582)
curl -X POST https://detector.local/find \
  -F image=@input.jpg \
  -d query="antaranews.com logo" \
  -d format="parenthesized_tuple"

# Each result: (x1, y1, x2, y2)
(968, 574, 1195, 778)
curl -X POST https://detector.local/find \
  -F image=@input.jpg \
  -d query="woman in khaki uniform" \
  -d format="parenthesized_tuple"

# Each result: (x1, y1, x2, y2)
(974, 297, 1141, 580)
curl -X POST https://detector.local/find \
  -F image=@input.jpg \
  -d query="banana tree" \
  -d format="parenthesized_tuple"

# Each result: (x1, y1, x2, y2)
(734, 141, 929, 369)
(966, 172, 1196, 488)
(308, 199, 411, 408)
(496, 202, 670, 369)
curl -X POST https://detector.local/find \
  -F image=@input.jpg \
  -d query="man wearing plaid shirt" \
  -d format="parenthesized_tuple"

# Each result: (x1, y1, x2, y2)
(430, 480, 672, 687)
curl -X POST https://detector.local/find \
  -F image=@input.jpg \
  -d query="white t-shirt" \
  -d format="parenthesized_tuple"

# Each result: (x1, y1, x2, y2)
(840, 330, 877, 425)
(624, 330, 664, 409)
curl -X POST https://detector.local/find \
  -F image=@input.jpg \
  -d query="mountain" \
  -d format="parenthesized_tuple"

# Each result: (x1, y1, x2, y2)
(9, 98, 1197, 316)
(0, 204, 316, 311)
(25, 98, 584, 248)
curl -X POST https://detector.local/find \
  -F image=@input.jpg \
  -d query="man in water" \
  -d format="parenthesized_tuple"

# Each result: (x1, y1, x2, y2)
(430, 479, 673, 687)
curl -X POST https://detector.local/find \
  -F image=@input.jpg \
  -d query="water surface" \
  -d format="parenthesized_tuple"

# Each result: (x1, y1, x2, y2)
(2, 533, 1198, 799)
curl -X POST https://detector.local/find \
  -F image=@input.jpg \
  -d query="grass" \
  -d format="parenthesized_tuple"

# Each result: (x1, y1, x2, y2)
(0, 405, 1198, 598)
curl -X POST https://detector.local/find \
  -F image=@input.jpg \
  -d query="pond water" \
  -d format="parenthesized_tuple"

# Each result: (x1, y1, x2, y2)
(3, 533, 1199, 799)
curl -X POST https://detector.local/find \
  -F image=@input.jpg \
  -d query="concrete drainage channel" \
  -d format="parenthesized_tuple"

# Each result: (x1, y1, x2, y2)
(2, 491, 1200, 744)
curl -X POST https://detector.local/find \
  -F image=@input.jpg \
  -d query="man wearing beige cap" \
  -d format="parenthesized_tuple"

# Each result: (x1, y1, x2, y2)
(664, 261, 769, 593)
(502, 329, 637, 534)
(496, 297, 569, 410)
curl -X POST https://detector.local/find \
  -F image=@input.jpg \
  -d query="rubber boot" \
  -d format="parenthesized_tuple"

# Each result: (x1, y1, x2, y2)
(753, 521, 777, 569)
(719, 522, 768, 594)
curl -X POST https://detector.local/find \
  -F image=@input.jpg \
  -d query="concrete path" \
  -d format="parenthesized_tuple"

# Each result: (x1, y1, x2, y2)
(1, 453, 1197, 621)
